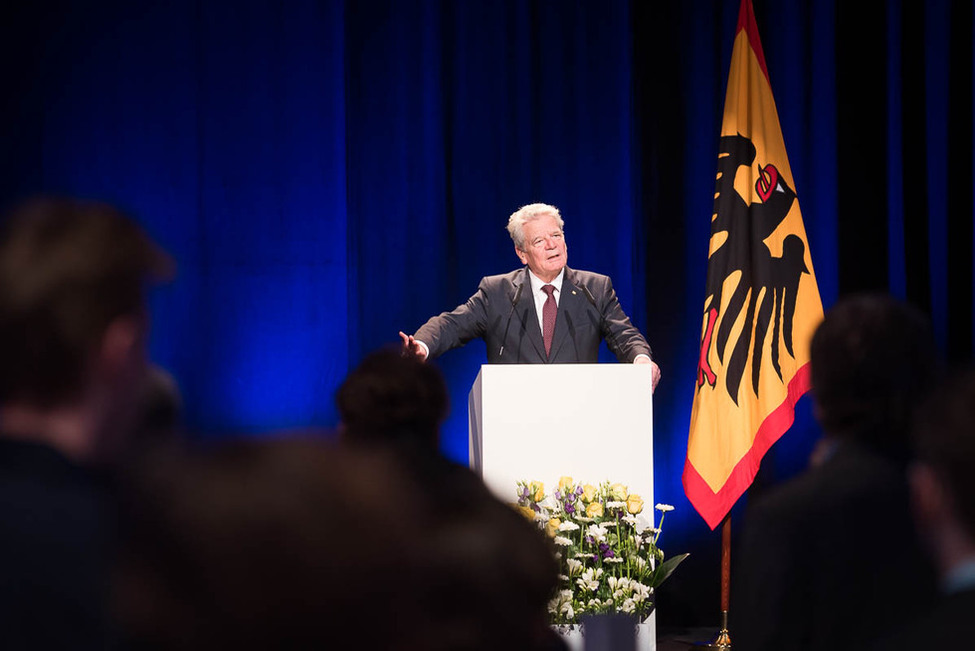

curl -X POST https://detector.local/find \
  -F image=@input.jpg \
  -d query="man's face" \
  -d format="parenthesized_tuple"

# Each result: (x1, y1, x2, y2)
(515, 213, 567, 282)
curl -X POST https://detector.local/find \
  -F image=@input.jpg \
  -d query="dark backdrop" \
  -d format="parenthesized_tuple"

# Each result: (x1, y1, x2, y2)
(1, 0, 971, 629)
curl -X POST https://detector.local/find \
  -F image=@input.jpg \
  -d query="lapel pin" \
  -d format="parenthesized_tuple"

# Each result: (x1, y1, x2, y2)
(572, 290, 577, 295)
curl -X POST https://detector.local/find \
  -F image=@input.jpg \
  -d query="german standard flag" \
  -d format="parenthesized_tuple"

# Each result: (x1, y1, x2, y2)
(684, 0, 824, 530)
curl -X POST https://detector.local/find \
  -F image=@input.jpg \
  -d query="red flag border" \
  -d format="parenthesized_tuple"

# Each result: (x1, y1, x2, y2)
(682, 363, 811, 530)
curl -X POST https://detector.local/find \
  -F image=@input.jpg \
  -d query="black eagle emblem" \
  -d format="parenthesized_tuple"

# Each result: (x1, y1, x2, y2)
(697, 134, 810, 404)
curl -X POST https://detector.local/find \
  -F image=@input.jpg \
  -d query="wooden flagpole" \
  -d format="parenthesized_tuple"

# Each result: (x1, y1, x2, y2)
(692, 516, 732, 649)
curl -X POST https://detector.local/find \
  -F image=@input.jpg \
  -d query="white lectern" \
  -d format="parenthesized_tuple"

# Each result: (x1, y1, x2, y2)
(468, 363, 656, 651)
(469, 364, 653, 510)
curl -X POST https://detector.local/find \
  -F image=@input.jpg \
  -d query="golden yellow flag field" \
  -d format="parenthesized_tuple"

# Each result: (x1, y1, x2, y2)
(684, 0, 824, 530)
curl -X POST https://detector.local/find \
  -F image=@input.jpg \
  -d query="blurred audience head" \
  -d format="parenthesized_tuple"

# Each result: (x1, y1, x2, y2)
(115, 438, 428, 650)
(911, 370, 975, 577)
(414, 485, 561, 651)
(810, 293, 939, 460)
(116, 436, 561, 650)
(336, 347, 448, 451)
(0, 197, 172, 463)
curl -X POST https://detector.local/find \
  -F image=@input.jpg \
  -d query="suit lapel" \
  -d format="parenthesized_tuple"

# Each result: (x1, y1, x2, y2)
(513, 267, 547, 361)
(547, 267, 575, 361)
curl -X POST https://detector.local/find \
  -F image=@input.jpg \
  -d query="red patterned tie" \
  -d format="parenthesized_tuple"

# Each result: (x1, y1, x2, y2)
(542, 284, 557, 358)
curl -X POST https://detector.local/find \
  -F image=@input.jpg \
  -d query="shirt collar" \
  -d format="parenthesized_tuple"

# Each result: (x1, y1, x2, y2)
(527, 267, 565, 294)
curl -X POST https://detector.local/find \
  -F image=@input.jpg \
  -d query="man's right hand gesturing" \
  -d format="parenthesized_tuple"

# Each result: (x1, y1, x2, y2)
(398, 331, 429, 361)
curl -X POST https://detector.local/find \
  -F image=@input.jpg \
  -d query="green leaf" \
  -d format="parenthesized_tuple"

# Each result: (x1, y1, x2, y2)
(647, 553, 689, 588)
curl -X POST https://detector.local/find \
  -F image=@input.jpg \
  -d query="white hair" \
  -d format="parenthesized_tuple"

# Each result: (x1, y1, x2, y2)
(506, 203, 564, 250)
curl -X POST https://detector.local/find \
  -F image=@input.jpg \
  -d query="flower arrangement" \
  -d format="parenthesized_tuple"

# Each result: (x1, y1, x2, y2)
(516, 477, 688, 625)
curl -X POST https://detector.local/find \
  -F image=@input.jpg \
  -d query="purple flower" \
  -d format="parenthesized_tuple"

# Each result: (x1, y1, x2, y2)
(565, 503, 575, 514)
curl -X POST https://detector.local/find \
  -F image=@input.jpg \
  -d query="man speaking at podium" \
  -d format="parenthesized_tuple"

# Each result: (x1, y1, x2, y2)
(400, 203, 661, 390)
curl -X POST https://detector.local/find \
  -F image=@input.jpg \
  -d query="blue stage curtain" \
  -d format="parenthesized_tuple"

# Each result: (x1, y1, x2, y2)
(0, 0, 971, 626)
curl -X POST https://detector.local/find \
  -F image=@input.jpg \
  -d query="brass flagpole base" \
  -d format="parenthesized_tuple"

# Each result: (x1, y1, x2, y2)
(690, 610, 731, 650)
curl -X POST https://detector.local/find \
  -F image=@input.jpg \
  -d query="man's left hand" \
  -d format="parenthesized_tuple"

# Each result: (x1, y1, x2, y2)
(634, 356, 661, 392)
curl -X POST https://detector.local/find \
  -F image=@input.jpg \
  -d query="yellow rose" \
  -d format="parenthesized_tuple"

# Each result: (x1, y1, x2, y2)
(558, 476, 575, 493)
(517, 505, 536, 521)
(546, 518, 561, 537)
(610, 483, 628, 501)
(582, 484, 597, 503)
(626, 494, 644, 515)
(532, 482, 545, 502)
(586, 501, 604, 518)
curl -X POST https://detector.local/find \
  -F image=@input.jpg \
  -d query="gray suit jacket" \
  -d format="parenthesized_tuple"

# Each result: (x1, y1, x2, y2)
(414, 266, 651, 363)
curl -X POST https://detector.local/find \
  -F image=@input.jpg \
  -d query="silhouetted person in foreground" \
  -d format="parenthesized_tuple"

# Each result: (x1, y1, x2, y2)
(337, 349, 565, 650)
(115, 439, 430, 650)
(734, 294, 939, 651)
(115, 436, 562, 651)
(877, 370, 975, 649)
(0, 198, 171, 650)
